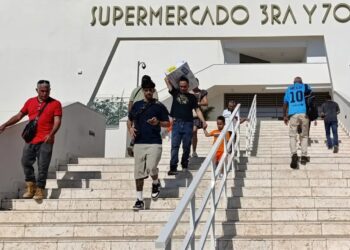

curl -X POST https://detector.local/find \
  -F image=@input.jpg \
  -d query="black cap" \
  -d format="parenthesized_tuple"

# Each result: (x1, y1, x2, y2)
(141, 75, 155, 89)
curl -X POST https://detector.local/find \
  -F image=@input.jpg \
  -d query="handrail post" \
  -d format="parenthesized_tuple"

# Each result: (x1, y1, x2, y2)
(210, 159, 216, 250)
(223, 135, 228, 198)
(165, 239, 171, 250)
(189, 196, 196, 250)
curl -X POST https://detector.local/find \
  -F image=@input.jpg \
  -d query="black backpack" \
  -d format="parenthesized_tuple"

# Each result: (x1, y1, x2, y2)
(305, 93, 318, 121)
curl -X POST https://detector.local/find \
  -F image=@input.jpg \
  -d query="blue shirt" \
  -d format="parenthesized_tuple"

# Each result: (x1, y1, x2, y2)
(128, 100, 169, 144)
(284, 83, 312, 116)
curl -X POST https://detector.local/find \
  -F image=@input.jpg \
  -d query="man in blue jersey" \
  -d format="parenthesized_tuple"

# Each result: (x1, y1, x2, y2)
(283, 76, 312, 169)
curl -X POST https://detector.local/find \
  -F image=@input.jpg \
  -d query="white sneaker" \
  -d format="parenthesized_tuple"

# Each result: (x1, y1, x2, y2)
(192, 152, 198, 158)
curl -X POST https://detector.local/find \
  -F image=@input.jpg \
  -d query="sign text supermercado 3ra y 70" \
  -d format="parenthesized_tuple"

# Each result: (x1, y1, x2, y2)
(90, 4, 350, 26)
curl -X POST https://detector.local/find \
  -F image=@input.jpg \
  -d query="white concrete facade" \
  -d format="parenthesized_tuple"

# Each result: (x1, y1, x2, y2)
(0, 1, 350, 155)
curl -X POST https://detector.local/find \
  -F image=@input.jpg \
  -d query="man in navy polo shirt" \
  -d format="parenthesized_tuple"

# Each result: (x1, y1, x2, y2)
(128, 76, 170, 210)
(283, 76, 312, 169)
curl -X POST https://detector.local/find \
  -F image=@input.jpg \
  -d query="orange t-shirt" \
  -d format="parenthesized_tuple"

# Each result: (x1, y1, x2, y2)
(209, 130, 231, 153)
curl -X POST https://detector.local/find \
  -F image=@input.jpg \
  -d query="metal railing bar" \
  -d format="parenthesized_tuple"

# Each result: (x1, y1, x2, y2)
(157, 122, 239, 244)
(155, 104, 244, 249)
(182, 229, 195, 250)
(198, 212, 215, 249)
(215, 179, 226, 207)
(195, 188, 212, 223)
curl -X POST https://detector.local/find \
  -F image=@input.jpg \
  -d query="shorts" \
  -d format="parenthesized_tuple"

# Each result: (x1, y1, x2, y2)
(193, 118, 203, 129)
(216, 151, 224, 163)
(134, 144, 162, 180)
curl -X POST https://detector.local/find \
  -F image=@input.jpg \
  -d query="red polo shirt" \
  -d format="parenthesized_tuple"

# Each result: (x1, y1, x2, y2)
(20, 97, 62, 144)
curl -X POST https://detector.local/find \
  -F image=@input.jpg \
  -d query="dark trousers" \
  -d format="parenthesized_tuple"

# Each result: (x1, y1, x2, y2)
(324, 121, 339, 148)
(21, 143, 53, 188)
(170, 120, 193, 170)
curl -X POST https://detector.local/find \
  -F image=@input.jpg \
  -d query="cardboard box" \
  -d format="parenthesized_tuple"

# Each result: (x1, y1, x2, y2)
(166, 62, 199, 90)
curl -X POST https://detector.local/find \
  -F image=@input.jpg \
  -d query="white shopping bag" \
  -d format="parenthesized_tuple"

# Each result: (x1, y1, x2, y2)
(165, 61, 199, 90)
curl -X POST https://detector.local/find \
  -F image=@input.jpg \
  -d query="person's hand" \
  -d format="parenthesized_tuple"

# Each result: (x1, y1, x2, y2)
(283, 116, 289, 125)
(202, 121, 208, 129)
(128, 127, 137, 139)
(44, 134, 54, 144)
(147, 117, 159, 126)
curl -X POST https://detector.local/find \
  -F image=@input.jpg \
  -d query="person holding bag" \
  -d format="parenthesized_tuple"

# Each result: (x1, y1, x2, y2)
(0, 80, 62, 201)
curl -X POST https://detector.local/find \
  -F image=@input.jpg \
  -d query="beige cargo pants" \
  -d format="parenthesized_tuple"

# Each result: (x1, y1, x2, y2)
(289, 114, 309, 157)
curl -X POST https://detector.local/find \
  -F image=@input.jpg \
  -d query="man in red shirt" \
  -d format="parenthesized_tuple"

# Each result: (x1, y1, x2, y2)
(0, 80, 62, 201)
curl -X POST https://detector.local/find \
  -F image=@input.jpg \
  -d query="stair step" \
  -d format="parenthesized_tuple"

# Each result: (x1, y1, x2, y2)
(2, 221, 350, 238)
(4, 196, 350, 210)
(42, 177, 350, 189)
(3, 208, 350, 223)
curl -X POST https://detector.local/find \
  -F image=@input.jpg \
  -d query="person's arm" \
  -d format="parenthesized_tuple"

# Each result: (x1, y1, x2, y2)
(147, 103, 170, 127)
(164, 77, 173, 92)
(128, 101, 134, 112)
(199, 95, 208, 107)
(336, 103, 340, 114)
(203, 128, 211, 137)
(127, 119, 137, 139)
(283, 103, 289, 125)
(240, 118, 248, 124)
(147, 117, 170, 128)
(195, 108, 207, 129)
(44, 116, 61, 143)
(0, 112, 26, 134)
(304, 84, 312, 97)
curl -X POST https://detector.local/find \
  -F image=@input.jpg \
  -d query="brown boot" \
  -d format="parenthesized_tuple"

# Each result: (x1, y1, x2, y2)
(33, 187, 44, 201)
(23, 182, 36, 199)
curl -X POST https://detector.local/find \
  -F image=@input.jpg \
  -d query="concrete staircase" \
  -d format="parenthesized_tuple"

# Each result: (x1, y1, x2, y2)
(0, 120, 350, 249)
(217, 120, 350, 250)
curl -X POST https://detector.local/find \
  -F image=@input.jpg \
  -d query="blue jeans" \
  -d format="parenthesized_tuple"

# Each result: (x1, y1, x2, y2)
(324, 121, 338, 148)
(170, 120, 193, 170)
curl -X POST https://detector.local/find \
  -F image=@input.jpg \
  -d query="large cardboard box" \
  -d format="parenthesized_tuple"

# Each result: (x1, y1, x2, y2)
(166, 62, 198, 90)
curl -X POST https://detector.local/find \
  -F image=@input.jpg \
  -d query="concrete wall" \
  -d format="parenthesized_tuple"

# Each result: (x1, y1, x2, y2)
(196, 63, 330, 89)
(334, 91, 350, 135)
(0, 103, 105, 199)
(105, 118, 129, 158)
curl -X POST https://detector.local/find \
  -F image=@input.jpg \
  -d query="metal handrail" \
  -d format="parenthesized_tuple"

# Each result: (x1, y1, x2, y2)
(245, 95, 257, 156)
(155, 104, 242, 250)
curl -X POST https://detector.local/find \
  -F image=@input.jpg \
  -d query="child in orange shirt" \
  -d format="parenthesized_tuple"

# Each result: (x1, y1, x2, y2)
(203, 116, 231, 167)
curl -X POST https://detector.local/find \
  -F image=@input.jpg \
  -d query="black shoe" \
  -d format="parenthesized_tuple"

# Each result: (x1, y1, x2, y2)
(133, 199, 144, 210)
(290, 154, 299, 169)
(300, 156, 308, 165)
(151, 182, 161, 200)
(127, 146, 134, 157)
(333, 146, 339, 153)
(168, 170, 178, 176)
